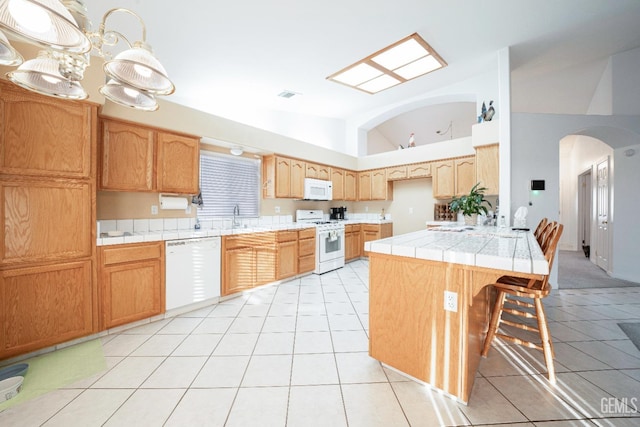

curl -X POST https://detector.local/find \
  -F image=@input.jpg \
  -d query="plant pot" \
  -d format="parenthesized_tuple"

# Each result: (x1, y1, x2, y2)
(464, 214, 478, 226)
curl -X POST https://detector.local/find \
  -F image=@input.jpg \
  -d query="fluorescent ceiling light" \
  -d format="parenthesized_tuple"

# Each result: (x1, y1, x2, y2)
(327, 33, 446, 94)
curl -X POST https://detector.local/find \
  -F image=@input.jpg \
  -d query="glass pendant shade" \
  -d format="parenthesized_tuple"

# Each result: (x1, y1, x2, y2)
(100, 79, 158, 111)
(6, 50, 87, 99)
(103, 42, 174, 95)
(0, 0, 90, 53)
(0, 28, 22, 65)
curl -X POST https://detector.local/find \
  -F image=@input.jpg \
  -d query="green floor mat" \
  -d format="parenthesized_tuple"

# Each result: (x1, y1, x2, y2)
(0, 339, 106, 411)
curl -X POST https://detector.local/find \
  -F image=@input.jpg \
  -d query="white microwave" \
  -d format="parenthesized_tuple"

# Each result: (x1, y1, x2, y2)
(304, 178, 332, 201)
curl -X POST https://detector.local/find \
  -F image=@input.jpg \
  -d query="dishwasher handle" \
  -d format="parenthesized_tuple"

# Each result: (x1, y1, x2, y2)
(166, 237, 220, 248)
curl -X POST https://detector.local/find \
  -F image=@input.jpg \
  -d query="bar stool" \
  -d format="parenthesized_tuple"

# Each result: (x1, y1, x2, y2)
(482, 222, 563, 384)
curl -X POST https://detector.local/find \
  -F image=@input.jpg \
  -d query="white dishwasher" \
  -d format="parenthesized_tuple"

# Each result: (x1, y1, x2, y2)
(165, 237, 221, 311)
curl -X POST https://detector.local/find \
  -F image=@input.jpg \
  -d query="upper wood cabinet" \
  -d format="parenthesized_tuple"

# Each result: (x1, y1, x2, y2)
(1, 178, 93, 266)
(358, 171, 372, 201)
(475, 144, 499, 195)
(100, 120, 154, 191)
(432, 160, 454, 199)
(263, 155, 305, 199)
(407, 162, 431, 178)
(344, 170, 357, 201)
(306, 162, 331, 181)
(0, 83, 96, 179)
(331, 168, 345, 201)
(359, 169, 392, 201)
(454, 157, 476, 197)
(157, 131, 199, 194)
(0, 261, 93, 359)
(99, 118, 200, 194)
(386, 165, 407, 181)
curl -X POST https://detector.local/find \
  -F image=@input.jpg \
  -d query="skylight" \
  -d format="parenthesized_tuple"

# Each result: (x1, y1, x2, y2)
(326, 33, 446, 94)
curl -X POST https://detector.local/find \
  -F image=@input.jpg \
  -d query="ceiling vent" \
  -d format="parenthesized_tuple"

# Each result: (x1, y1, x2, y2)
(277, 90, 298, 99)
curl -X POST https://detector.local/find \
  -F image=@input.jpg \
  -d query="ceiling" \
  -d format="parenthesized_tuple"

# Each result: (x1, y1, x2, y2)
(83, 0, 640, 127)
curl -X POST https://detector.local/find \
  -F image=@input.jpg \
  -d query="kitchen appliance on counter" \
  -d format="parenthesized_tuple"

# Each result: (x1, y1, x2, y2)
(296, 210, 345, 274)
(165, 237, 221, 311)
(303, 178, 332, 201)
(329, 206, 347, 220)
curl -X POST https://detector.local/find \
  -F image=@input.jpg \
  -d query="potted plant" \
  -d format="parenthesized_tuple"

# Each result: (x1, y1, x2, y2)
(449, 183, 492, 225)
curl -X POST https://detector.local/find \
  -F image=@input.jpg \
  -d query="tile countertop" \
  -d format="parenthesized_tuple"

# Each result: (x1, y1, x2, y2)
(364, 225, 549, 275)
(97, 219, 393, 246)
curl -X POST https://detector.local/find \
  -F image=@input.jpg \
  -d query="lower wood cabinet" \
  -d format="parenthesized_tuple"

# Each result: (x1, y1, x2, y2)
(0, 261, 94, 359)
(98, 242, 164, 330)
(277, 231, 298, 280)
(298, 228, 316, 274)
(345, 224, 362, 261)
(222, 232, 277, 296)
(224, 246, 256, 295)
(362, 223, 393, 254)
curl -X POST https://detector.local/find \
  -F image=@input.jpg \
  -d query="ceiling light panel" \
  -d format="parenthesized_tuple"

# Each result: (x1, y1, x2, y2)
(327, 33, 446, 94)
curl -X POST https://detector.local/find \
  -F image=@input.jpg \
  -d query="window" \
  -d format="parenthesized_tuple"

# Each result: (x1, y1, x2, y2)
(198, 151, 260, 218)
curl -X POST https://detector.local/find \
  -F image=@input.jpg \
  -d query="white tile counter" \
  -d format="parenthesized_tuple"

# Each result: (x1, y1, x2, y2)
(364, 225, 548, 275)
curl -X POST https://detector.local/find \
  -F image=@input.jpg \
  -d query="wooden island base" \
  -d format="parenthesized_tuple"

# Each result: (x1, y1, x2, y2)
(368, 253, 538, 404)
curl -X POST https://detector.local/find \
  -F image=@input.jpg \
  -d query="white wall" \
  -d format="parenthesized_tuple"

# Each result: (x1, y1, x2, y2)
(511, 113, 640, 286)
(559, 136, 613, 251)
(612, 47, 640, 115)
(387, 178, 436, 236)
(367, 129, 396, 155)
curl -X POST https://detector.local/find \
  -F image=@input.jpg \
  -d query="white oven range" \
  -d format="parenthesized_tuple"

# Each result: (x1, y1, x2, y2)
(296, 210, 345, 274)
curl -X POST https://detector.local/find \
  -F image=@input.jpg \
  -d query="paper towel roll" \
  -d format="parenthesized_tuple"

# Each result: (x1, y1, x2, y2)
(160, 196, 188, 210)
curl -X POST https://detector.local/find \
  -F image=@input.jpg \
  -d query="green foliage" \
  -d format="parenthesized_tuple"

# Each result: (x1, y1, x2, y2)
(449, 183, 492, 216)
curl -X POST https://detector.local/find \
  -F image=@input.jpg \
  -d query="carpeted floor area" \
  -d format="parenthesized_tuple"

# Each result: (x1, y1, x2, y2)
(558, 250, 639, 289)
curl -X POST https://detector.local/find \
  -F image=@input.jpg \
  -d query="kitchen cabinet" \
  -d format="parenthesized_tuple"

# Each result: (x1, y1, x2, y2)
(156, 131, 200, 194)
(0, 261, 93, 359)
(330, 168, 345, 201)
(222, 232, 278, 296)
(263, 155, 305, 199)
(98, 242, 164, 329)
(345, 224, 362, 261)
(386, 165, 407, 181)
(358, 171, 372, 201)
(298, 228, 316, 274)
(0, 82, 95, 179)
(371, 169, 392, 200)
(306, 162, 331, 181)
(454, 157, 476, 197)
(344, 170, 357, 201)
(362, 223, 393, 250)
(407, 162, 431, 178)
(475, 144, 499, 195)
(99, 118, 200, 194)
(433, 160, 454, 199)
(277, 231, 298, 280)
(1, 178, 93, 266)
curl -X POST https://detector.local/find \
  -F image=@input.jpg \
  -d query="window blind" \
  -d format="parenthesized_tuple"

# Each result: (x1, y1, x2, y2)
(198, 152, 260, 218)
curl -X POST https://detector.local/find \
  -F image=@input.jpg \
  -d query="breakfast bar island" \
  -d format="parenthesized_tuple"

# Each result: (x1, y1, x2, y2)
(365, 225, 549, 404)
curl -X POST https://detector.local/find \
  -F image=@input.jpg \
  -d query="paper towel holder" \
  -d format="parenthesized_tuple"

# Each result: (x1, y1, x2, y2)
(159, 194, 189, 210)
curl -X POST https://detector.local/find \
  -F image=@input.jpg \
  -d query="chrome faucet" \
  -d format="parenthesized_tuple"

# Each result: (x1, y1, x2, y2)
(233, 204, 240, 227)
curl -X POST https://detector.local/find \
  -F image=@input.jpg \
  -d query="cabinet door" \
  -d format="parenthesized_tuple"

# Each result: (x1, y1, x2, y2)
(344, 170, 357, 201)
(157, 132, 199, 194)
(316, 165, 331, 181)
(371, 169, 389, 200)
(358, 171, 372, 201)
(277, 240, 298, 279)
(386, 166, 407, 181)
(475, 144, 499, 195)
(408, 162, 431, 178)
(352, 229, 362, 258)
(305, 162, 320, 179)
(1, 179, 92, 265)
(275, 157, 291, 198)
(223, 247, 255, 296)
(331, 168, 344, 201)
(100, 120, 154, 191)
(0, 85, 95, 179)
(454, 157, 476, 197)
(433, 160, 454, 199)
(290, 159, 305, 199)
(101, 259, 163, 329)
(0, 261, 93, 358)
(256, 246, 276, 286)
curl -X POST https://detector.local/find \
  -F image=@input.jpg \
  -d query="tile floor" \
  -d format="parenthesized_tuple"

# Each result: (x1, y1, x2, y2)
(1, 259, 640, 426)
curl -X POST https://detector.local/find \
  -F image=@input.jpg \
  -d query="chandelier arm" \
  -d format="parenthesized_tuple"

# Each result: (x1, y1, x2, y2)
(99, 8, 147, 43)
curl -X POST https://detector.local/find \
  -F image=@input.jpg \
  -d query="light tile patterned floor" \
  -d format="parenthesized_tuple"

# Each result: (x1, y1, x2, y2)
(1, 259, 639, 426)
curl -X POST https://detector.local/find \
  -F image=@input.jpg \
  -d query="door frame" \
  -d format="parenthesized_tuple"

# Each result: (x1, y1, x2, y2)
(577, 168, 592, 259)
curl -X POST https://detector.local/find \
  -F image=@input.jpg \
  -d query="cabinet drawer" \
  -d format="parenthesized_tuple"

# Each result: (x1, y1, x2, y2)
(298, 228, 316, 239)
(225, 232, 275, 250)
(346, 224, 361, 232)
(299, 254, 315, 273)
(102, 243, 162, 265)
(298, 238, 315, 257)
(362, 224, 380, 232)
(277, 231, 298, 242)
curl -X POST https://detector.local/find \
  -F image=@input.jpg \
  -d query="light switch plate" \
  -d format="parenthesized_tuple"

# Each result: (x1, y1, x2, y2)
(151, 205, 158, 215)
(444, 291, 458, 312)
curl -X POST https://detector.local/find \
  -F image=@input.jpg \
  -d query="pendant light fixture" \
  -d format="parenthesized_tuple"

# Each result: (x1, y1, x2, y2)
(0, 0, 174, 111)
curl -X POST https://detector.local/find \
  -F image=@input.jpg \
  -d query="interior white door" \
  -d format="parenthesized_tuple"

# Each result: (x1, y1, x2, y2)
(578, 170, 592, 257)
(595, 158, 610, 271)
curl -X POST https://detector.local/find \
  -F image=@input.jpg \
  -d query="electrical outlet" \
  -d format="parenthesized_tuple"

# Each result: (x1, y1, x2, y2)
(409, 207, 414, 214)
(275, 206, 281, 213)
(365, 206, 369, 212)
(444, 291, 458, 312)
(151, 205, 158, 215)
